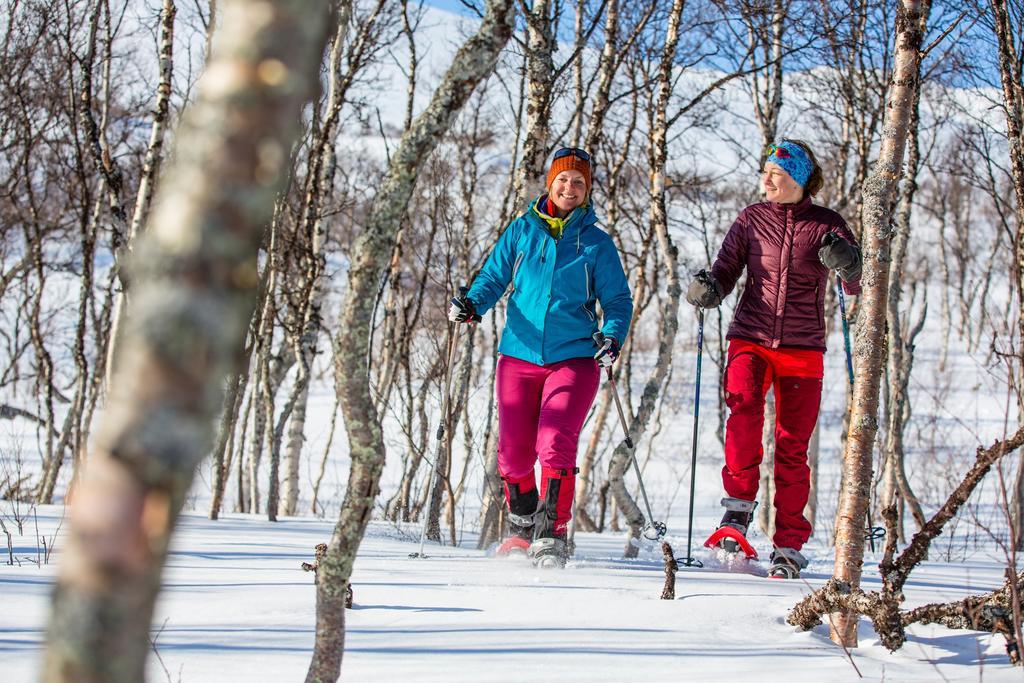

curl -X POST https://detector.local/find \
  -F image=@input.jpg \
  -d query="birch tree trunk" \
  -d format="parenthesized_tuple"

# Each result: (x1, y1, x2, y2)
(830, 0, 930, 648)
(105, 0, 177, 390)
(248, 270, 276, 513)
(280, 4, 354, 517)
(746, 0, 788, 161)
(578, 227, 649, 533)
(882, 93, 927, 538)
(210, 367, 249, 519)
(41, 2, 332, 679)
(805, 422, 819, 532)
(582, 0, 617, 152)
(608, 0, 686, 558)
(475, 316, 503, 548)
(512, 0, 555, 207)
(305, 3, 514, 680)
(758, 391, 776, 538)
(747, 0, 791, 530)
(570, 0, 586, 146)
(989, 0, 1024, 547)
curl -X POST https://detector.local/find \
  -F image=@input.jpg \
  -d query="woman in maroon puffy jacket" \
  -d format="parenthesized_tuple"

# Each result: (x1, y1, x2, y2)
(686, 139, 861, 578)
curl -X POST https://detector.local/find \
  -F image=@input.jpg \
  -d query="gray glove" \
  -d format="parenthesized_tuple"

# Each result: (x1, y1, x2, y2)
(685, 270, 722, 309)
(818, 232, 861, 281)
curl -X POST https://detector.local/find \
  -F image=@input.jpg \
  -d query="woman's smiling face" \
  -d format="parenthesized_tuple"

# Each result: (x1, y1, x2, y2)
(549, 170, 587, 215)
(761, 162, 803, 204)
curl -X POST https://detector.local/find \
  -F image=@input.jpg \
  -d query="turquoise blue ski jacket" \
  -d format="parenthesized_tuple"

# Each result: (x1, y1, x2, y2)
(468, 197, 633, 366)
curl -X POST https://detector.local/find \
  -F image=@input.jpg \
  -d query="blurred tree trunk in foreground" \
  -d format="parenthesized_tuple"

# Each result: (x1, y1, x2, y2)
(41, 1, 332, 680)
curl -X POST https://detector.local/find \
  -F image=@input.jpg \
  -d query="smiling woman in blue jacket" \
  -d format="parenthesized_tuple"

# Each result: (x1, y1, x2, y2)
(448, 148, 633, 567)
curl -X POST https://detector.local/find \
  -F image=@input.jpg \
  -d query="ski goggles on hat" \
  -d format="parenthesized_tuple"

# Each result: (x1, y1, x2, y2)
(764, 141, 813, 188)
(553, 147, 591, 162)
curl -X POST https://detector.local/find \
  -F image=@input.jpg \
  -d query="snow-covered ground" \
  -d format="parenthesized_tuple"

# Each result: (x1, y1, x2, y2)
(1, 4, 1019, 682)
(2, 505, 1021, 682)
(1, 281, 1017, 681)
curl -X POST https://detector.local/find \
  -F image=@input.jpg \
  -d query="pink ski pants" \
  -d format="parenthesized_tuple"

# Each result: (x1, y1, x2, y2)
(496, 355, 600, 481)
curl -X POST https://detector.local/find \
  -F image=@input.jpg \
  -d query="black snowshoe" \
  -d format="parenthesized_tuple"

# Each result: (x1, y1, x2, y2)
(527, 470, 572, 569)
(768, 547, 808, 579)
(528, 535, 568, 569)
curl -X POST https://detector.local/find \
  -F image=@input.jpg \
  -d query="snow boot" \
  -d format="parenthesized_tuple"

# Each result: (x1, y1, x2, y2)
(529, 467, 576, 568)
(496, 475, 538, 556)
(715, 497, 757, 554)
(768, 547, 808, 579)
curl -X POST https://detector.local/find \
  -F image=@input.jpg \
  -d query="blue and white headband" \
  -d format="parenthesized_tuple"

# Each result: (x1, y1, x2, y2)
(766, 141, 814, 188)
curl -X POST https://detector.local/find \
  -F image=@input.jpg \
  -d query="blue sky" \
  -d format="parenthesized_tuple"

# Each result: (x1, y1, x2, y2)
(423, 0, 478, 17)
(417, 0, 997, 89)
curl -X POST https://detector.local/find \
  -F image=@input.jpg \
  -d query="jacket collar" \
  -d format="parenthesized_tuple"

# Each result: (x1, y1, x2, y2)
(769, 195, 813, 218)
(529, 195, 596, 243)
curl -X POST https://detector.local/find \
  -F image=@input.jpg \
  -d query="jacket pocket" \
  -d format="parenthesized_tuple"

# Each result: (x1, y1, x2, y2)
(581, 262, 596, 320)
(815, 282, 823, 329)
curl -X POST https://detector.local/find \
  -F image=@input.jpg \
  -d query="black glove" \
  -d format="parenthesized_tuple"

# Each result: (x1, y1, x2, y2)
(592, 332, 620, 369)
(818, 232, 861, 280)
(685, 270, 722, 309)
(447, 287, 481, 324)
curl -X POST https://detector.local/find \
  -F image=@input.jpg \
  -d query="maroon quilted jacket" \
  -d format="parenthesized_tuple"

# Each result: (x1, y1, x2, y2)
(710, 197, 861, 352)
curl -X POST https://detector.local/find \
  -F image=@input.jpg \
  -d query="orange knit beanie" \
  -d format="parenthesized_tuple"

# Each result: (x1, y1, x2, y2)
(546, 150, 592, 192)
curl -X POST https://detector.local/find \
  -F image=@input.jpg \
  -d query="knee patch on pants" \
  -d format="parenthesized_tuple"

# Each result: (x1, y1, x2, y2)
(725, 387, 761, 414)
(724, 354, 770, 415)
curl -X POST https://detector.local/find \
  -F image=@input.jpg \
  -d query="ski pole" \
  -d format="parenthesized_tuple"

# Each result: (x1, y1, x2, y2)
(598, 334, 666, 541)
(835, 276, 854, 389)
(411, 305, 463, 559)
(679, 308, 705, 568)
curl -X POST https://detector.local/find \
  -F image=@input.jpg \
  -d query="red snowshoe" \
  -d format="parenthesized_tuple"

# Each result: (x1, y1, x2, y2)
(704, 526, 758, 560)
(704, 497, 759, 559)
(495, 535, 531, 556)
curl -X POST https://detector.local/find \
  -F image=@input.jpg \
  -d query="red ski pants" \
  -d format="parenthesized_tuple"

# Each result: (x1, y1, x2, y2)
(496, 355, 600, 535)
(722, 339, 823, 550)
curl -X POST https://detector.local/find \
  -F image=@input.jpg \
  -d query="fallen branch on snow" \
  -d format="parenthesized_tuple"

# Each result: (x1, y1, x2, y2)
(302, 543, 353, 608)
(788, 425, 1024, 661)
(660, 542, 677, 600)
